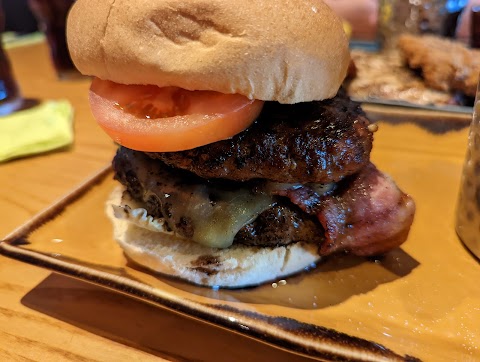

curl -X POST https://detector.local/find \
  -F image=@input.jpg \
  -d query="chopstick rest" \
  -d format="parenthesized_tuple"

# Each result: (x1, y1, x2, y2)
(0, 99, 74, 162)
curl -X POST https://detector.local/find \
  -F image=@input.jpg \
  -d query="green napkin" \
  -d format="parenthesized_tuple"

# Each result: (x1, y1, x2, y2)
(0, 100, 74, 162)
(3, 31, 45, 49)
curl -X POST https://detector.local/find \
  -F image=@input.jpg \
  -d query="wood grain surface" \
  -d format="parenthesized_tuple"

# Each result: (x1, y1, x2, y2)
(0, 41, 166, 362)
(0, 41, 474, 361)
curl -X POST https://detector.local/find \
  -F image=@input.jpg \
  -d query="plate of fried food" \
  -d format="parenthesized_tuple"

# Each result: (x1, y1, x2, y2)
(347, 34, 479, 123)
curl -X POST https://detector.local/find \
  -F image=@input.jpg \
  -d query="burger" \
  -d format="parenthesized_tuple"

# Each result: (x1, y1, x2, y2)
(66, 0, 415, 288)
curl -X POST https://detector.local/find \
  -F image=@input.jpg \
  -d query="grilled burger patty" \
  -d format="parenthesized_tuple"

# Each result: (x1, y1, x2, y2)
(148, 90, 373, 184)
(113, 147, 325, 247)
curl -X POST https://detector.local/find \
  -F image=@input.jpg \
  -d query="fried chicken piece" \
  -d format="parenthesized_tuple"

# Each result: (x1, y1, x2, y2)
(398, 34, 480, 97)
(347, 49, 454, 106)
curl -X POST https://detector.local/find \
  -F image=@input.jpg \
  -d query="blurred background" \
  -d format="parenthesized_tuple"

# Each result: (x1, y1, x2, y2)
(2, 0, 38, 34)
(0, 0, 476, 43)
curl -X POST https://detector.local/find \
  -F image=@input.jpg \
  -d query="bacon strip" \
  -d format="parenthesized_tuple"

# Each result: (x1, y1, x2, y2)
(278, 163, 415, 256)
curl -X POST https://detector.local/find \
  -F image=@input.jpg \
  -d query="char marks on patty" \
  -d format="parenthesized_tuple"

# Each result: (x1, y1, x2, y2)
(148, 90, 373, 184)
(113, 147, 415, 256)
(113, 147, 325, 247)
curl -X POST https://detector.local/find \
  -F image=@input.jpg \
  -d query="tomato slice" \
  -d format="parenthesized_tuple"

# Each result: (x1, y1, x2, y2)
(89, 78, 264, 152)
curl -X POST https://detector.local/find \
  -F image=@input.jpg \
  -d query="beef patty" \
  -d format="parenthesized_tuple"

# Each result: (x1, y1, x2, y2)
(148, 90, 373, 184)
(113, 147, 325, 247)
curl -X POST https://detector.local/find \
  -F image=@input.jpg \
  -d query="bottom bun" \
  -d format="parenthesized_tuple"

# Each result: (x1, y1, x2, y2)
(107, 187, 322, 288)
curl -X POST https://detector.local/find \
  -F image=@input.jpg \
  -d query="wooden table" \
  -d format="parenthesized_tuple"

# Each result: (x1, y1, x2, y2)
(1, 41, 476, 361)
(0, 41, 168, 361)
(0, 41, 337, 362)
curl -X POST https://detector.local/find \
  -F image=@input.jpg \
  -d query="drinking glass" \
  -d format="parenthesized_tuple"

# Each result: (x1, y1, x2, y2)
(378, 0, 458, 49)
(456, 78, 480, 259)
(0, 0, 23, 115)
(28, 0, 79, 79)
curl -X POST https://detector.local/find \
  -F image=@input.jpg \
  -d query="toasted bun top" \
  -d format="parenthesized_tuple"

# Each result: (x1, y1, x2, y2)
(67, 0, 350, 104)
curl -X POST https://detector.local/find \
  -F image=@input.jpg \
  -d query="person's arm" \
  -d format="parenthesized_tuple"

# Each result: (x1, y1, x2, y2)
(323, 0, 378, 40)
(456, 0, 480, 42)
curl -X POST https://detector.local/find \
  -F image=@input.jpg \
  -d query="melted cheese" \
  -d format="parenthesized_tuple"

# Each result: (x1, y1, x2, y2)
(186, 187, 274, 248)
